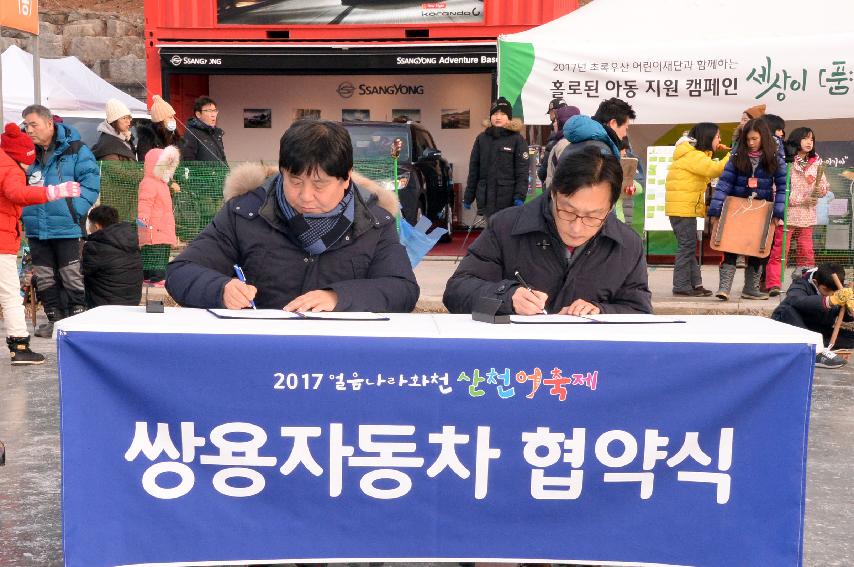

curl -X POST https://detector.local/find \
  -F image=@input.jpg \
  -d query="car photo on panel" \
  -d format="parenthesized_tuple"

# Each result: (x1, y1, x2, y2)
(217, 0, 484, 25)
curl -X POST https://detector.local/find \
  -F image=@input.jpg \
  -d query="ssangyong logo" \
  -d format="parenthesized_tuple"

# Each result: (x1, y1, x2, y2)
(170, 55, 182, 66)
(337, 81, 356, 99)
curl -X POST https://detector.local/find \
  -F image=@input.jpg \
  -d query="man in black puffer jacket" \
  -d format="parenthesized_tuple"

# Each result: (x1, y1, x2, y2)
(463, 97, 529, 218)
(181, 96, 227, 163)
(81, 205, 143, 308)
(167, 120, 418, 312)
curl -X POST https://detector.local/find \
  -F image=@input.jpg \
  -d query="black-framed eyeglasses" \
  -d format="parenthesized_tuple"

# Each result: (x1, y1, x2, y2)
(554, 205, 608, 228)
(201, 108, 219, 114)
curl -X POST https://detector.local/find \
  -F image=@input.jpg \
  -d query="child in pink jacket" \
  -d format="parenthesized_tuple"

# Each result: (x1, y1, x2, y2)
(765, 128, 828, 295)
(137, 145, 179, 286)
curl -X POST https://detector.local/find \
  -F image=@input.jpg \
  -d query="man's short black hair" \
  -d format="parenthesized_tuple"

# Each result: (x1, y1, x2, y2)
(592, 97, 636, 128)
(193, 96, 217, 113)
(87, 205, 120, 228)
(764, 114, 785, 136)
(551, 145, 623, 206)
(279, 120, 353, 180)
(813, 262, 846, 289)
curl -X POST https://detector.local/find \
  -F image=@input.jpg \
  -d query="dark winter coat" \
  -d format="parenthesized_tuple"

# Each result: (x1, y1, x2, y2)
(772, 270, 853, 333)
(136, 123, 181, 161)
(23, 123, 101, 239)
(707, 149, 788, 219)
(166, 164, 419, 312)
(181, 117, 227, 163)
(464, 118, 529, 217)
(444, 192, 652, 315)
(81, 222, 143, 308)
(537, 129, 563, 183)
(91, 122, 136, 161)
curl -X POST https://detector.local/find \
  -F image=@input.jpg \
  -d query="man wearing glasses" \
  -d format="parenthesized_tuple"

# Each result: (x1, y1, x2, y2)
(444, 146, 651, 316)
(181, 96, 227, 163)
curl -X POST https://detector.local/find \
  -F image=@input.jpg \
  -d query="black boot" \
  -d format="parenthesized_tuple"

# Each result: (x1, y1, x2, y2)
(35, 308, 62, 338)
(7, 336, 46, 365)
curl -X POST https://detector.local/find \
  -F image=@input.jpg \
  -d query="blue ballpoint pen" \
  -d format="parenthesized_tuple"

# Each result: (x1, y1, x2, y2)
(233, 264, 257, 309)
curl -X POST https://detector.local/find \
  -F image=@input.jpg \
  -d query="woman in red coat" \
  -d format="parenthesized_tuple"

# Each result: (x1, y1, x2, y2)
(0, 123, 79, 363)
(137, 145, 179, 286)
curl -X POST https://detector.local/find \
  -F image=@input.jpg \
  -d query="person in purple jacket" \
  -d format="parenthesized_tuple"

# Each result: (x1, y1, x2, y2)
(708, 118, 787, 301)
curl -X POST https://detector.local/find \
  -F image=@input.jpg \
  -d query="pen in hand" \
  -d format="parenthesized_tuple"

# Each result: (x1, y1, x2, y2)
(514, 270, 548, 315)
(233, 264, 257, 309)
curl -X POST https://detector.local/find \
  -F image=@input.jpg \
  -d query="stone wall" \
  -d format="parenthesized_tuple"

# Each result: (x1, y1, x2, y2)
(0, 10, 146, 100)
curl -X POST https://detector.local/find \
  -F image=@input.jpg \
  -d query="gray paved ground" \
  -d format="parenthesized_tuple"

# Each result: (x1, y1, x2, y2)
(0, 265, 850, 566)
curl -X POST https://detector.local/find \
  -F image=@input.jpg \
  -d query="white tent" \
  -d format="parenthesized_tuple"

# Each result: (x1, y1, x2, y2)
(1, 45, 147, 125)
(498, 0, 854, 125)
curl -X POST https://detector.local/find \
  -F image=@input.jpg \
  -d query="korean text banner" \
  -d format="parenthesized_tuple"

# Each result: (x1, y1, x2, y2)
(0, 0, 39, 34)
(58, 331, 814, 567)
(497, 0, 854, 125)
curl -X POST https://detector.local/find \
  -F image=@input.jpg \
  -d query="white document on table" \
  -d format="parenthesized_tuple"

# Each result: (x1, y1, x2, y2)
(510, 315, 594, 324)
(510, 314, 686, 324)
(207, 309, 388, 321)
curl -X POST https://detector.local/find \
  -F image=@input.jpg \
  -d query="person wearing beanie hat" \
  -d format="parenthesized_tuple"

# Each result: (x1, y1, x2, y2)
(543, 105, 584, 189)
(149, 94, 176, 124)
(538, 103, 581, 183)
(744, 103, 766, 120)
(490, 97, 513, 120)
(0, 122, 82, 363)
(136, 94, 182, 161)
(731, 103, 768, 152)
(92, 99, 136, 161)
(463, 97, 529, 218)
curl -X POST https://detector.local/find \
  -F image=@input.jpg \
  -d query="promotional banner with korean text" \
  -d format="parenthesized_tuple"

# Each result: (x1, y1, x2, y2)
(58, 331, 814, 567)
(498, 0, 854, 124)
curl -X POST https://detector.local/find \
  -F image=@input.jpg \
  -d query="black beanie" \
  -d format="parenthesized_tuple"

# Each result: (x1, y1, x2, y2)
(490, 97, 513, 119)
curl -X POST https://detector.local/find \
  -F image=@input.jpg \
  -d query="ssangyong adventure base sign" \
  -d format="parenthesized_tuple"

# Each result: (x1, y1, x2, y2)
(218, 0, 484, 25)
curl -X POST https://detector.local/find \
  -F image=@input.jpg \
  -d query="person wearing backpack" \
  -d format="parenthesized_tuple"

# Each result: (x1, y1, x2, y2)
(21, 105, 101, 337)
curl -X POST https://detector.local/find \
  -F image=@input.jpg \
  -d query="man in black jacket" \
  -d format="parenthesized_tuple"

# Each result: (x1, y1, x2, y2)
(463, 97, 529, 218)
(167, 120, 419, 312)
(181, 96, 227, 163)
(772, 263, 853, 368)
(445, 146, 651, 316)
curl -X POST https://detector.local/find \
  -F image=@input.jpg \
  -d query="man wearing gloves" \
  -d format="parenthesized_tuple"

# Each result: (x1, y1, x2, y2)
(21, 105, 100, 337)
(463, 97, 529, 218)
(167, 120, 419, 313)
(0, 123, 80, 362)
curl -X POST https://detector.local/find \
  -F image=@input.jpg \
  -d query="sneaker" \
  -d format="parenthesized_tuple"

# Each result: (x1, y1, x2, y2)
(768, 286, 782, 297)
(673, 288, 704, 297)
(815, 351, 847, 369)
(693, 286, 714, 297)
